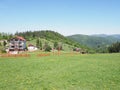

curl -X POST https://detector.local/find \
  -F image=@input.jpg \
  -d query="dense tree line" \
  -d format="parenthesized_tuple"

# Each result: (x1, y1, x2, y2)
(108, 42, 120, 53)
(0, 33, 13, 40)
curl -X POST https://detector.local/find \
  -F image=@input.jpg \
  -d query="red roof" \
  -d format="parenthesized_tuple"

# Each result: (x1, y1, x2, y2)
(16, 36, 26, 41)
(28, 44, 34, 47)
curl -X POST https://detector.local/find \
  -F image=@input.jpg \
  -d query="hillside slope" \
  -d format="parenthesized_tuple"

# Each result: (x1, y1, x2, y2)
(15, 30, 88, 51)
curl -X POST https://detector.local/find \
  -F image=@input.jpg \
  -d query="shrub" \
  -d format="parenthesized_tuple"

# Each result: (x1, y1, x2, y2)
(44, 45, 52, 52)
(108, 42, 120, 53)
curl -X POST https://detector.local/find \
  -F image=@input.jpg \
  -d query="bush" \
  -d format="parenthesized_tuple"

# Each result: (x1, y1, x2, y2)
(108, 42, 120, 53)
(44, 45, 52, 52)
(88, 50, 96, 54)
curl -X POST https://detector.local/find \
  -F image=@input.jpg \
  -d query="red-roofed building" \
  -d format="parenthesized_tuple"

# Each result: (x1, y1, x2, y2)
(9, 36, 27, 52)
(28, 44, 38, 51)
(16, 36, 26, 41)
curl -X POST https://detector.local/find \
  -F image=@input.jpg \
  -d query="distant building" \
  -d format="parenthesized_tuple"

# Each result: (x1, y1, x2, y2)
(9, 36, 26, 53)
(73, 48, 87, 54)
(28, 44, 38, 51)
(73, 48, 81, 52)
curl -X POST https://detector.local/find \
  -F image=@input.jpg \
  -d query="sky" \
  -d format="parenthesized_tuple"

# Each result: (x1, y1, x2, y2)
(0, 0, 120, 36)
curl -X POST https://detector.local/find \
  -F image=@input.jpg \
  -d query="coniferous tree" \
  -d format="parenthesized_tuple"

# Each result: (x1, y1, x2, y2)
(36, 39, 40, 48)
(39, 40, 42, 50)
(36, 38, 42, 49)
(3, 41, 7, 47)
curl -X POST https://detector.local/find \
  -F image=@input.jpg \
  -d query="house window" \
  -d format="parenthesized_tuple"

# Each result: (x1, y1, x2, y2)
(19, 46, 22, 48)
(15, 39, 18, 41)
(11, 46, 14, 48)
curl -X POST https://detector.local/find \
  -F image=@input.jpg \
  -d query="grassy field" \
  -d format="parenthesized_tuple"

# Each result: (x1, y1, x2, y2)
(0, 52, 120, 90)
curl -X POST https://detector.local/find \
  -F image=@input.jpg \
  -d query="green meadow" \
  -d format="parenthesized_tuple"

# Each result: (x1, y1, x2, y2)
(0, 53, 120, 90)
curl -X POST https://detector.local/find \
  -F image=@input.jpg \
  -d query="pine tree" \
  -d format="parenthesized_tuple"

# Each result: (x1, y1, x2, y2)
(3, 41, 7, 47)
(36, 39, 40, 48)
(39, 40, 42, 50)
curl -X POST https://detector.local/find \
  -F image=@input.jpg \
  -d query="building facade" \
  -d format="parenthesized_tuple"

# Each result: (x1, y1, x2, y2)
(9, 36, 26, 52)
(28, 44, 38, 51)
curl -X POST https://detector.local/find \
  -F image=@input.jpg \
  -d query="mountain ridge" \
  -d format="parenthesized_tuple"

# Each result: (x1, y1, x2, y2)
(67, 34, 120, 49)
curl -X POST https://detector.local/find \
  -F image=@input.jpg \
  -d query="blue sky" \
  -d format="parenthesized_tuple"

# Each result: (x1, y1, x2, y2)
(0, 0, 120, 35)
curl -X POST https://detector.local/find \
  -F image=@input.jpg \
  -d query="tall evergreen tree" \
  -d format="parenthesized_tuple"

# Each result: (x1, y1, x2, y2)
(39, 40, 42, 50)
(3, 41, 7, 47)
(36, 39, 40, 48)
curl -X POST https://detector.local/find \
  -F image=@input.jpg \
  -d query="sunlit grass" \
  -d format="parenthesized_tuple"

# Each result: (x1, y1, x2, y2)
(0, 53, 120, 90)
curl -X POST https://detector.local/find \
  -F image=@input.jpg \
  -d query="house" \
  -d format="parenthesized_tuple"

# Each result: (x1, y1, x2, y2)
(9, 36, 26, 53)
(28, 44, 38, 51)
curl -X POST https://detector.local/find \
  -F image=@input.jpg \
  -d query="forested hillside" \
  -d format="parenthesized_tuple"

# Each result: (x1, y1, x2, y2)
(15, 30, 88, 49)
(67, 34, 120, 49)
(67, 34, 120, 53)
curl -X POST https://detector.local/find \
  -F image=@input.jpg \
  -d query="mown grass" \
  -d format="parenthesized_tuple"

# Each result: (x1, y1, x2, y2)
(0, 53, 120, 90)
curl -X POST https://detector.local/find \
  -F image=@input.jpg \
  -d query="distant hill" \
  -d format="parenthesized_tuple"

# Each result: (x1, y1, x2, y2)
(67, 34, 120, 49)
(91, 34, 120, 39)
(15, 30, 88, 51)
